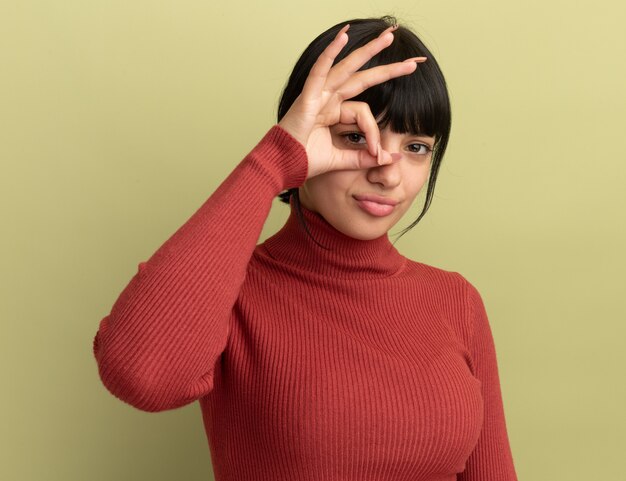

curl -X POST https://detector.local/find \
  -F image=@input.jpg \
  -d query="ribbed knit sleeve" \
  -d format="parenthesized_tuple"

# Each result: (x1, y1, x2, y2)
(92, 125, 308, 412)
(459, 280, 519, 481)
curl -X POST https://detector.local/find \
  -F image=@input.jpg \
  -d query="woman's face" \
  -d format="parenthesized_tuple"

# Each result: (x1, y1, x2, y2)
(298, 123, 435, 240)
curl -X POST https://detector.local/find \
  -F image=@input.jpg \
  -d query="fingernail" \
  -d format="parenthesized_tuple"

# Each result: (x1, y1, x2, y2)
(403, 56, 427, 63)
(379, 147, 397, 165)
(377, 142, 382, 165)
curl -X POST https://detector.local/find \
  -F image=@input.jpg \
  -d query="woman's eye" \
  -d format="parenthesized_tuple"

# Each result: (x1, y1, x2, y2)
(341, 133, 367, 145)
(408, 143, 432, 155)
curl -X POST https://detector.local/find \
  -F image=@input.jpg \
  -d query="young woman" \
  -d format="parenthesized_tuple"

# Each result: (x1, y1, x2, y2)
(93, 15, 519, 481)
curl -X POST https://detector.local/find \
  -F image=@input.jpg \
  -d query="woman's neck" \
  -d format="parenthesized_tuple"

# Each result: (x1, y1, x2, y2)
(261, 196, 407, 279)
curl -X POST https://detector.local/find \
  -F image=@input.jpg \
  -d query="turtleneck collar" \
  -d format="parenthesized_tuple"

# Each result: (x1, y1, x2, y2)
(261, 195, 407, 279)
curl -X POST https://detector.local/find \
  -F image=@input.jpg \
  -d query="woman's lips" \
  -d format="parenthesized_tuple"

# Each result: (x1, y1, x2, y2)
(355, 198, 396, 217)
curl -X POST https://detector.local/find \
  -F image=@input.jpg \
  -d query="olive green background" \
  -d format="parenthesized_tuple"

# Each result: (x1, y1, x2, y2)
(1, 1, 624, 480)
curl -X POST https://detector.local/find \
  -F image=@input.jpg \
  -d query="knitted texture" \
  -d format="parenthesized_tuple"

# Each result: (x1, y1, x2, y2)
(93, 125, 518, 481)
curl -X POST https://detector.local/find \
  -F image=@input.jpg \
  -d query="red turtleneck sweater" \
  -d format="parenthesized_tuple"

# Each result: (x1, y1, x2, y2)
(93, 125, 518, 481)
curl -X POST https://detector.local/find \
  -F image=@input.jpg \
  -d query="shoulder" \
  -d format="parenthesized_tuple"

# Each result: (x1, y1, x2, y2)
(403, 259, 487, 337)
(407, 259, 484, 302)
(403, 257, 469, 293)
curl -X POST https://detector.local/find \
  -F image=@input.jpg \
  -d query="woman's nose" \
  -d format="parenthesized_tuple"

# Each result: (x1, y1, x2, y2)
(368, 150, 402, 187)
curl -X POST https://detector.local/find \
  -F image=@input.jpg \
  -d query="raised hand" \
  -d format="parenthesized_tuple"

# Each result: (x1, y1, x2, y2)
(278, 24, 427, 179)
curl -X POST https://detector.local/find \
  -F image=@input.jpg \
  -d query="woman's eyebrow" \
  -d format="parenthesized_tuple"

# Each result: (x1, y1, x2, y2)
(406, 133, 435, 141)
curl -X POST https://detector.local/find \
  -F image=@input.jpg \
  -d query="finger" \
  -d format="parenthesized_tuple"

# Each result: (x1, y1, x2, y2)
(335, 59, 425, 102)
(300, 24, 351, 102)
(335, 144, 380, 171)
(337, 143, 403, 170)
(325, 25, 399, 92)
(338, 101, 381, 158)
